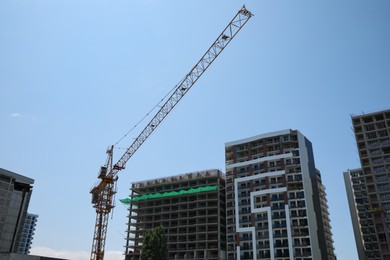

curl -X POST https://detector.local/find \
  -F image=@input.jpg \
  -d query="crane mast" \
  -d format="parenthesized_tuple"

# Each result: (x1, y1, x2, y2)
(90, 6, 252, 260)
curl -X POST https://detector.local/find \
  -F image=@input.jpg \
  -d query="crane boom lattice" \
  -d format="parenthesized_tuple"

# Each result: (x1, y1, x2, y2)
(90, 6, 252, 260)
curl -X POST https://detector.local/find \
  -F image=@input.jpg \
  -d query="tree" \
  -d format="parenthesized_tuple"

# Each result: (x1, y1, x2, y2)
(141, 225, 168, 260)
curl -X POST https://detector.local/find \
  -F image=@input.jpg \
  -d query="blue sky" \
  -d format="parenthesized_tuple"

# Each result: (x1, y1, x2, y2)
(1, 1, 390, 259)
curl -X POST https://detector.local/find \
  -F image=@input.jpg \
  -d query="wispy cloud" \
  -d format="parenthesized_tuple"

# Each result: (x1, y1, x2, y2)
(10, 113, 22, 117)
(30, 247, 123, 260)
(9, 112, 37, 122)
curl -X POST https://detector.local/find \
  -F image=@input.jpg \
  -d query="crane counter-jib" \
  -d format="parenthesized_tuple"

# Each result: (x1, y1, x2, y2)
(90, 5, 252, 260)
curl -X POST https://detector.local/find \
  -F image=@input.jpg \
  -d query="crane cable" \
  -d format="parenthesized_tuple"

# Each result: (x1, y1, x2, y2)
(114, 75, 187, 147)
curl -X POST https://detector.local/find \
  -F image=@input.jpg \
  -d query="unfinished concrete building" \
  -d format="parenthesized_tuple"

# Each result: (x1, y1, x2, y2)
(123, 169, 226, 260)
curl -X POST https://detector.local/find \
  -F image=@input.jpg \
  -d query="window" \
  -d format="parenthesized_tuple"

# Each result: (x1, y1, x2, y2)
(377, 122, 386, 129)
(379, 130, 389, 137)
(293, 158, 301, 164)
(381, 194, 390, 201)
(368, 140, 380, 147)
(365, 124, 375, 131)
(363, 117, 373, 123)
(375, 114, 384, 121)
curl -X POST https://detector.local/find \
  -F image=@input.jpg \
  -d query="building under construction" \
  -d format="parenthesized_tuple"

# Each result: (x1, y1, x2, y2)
(123, 169, 226, 260)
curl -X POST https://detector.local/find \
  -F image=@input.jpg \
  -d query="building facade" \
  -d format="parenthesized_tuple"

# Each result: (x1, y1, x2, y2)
(17, 213, 38, 255)
(349, 109, 390, 259)
(0, 168, 34, 254)
(344, 168, 376, 259)
(124, 169, 226, 260)
(225, 129, 335, 260)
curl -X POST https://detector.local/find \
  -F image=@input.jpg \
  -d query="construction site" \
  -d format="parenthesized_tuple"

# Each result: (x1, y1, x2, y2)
(3, 1, 390, 260)
(88, 5, 338, 260)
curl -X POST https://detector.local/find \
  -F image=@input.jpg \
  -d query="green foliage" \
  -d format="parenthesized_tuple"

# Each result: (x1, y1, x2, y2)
(141, 226, 168, 260)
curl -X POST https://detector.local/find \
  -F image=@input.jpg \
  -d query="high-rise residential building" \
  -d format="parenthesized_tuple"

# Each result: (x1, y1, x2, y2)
(17, 213, 38, 255)
(0, 168, 34, 254)
(225, 129, 335, 260)
(348, 108, 390, 259)
(123, 169, 226, 260)
(344, 168, 375, 259)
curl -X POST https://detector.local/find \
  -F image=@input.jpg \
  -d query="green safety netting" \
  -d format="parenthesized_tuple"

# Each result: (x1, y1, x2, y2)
(120, 185, 218, 204)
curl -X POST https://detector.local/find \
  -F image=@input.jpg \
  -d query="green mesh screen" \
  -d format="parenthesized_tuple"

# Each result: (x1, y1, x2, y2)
(120, 185, 218, 204)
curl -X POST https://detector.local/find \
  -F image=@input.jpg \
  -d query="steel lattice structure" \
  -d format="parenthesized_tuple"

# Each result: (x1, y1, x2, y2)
(90, 6, 252, 260)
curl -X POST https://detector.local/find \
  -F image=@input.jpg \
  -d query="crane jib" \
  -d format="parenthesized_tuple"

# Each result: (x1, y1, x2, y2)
(115, 6, 252, 172)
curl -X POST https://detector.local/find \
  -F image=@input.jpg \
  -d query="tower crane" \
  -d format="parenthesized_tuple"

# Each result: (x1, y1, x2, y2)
(90, 6, 252, 260)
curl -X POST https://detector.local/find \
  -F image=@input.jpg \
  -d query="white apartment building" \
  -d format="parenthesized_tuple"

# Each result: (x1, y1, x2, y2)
(225, 129, 335, 260)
